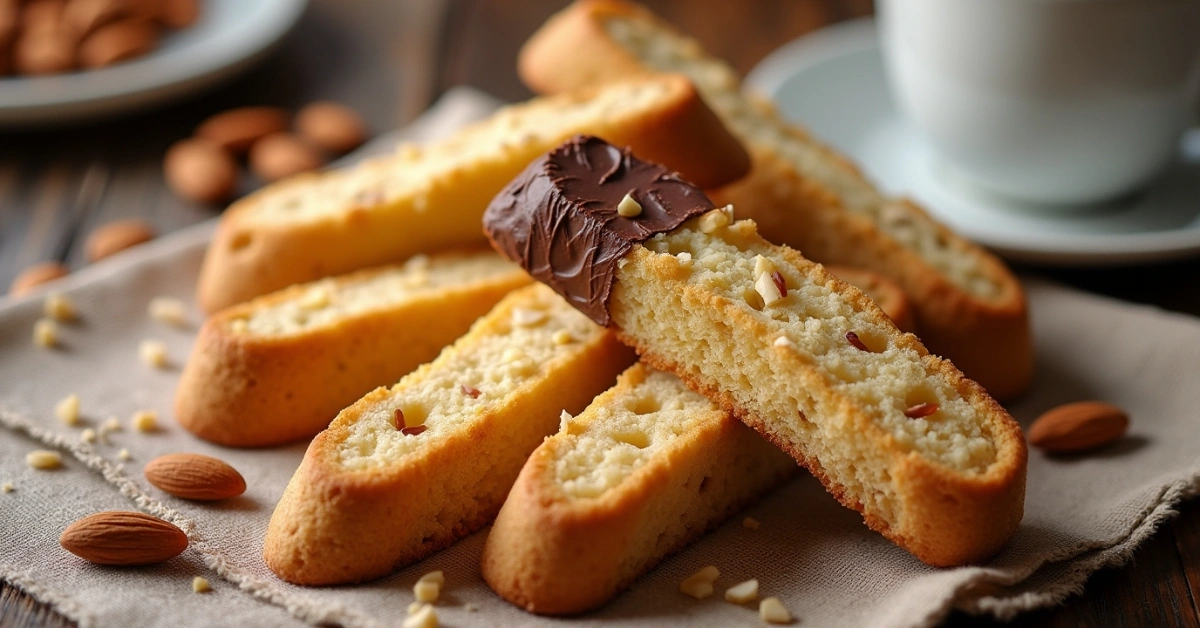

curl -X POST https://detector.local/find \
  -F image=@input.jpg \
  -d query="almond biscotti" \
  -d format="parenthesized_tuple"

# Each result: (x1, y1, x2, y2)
(263, 283, 636, 585)
(484, 137, 1026, 567)
(518, 0, 1033, 400)
(175, 250, 530, 447)
(482, 363, 797, 615)
(196, 73, 750, 312)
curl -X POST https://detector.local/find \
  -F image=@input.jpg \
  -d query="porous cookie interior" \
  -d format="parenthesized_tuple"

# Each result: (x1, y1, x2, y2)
(623, 218, 998, 523)
(602, 14, 1002, 300)
(334, 286, 607, 470)
(249, 79, 672, 223)
(226, 252, 521, 336)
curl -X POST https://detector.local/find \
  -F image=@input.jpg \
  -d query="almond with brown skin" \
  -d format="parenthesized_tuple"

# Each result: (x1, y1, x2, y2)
(78, 17, 157, 68)
(249, 132, 325, 181)
(295, 101, 368, 154)
(1028, 401, 1129, 453)
(164, 138, 237, 204)
(144, 453, 246, 500)
(196, 107, 290, 153)
(9, 261, 68, 296)
(60, 511, 188, 565)
(85, 218, 155, 261)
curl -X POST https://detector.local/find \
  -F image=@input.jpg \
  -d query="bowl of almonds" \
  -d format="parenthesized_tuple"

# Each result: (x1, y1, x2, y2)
(0, 0, 306, 126)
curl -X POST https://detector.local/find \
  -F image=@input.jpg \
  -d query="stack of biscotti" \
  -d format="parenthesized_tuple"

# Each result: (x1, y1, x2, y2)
(517, 0, 1033, 400)
(264, 284, 636, 584)
(483, 136, 1026, 568)
(175, 250, 530, 447)
(195, 73, 749, 312)
(482, 363, 798, 615)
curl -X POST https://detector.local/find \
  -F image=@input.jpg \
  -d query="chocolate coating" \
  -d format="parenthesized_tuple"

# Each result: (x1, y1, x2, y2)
(484, 135, 715, 326)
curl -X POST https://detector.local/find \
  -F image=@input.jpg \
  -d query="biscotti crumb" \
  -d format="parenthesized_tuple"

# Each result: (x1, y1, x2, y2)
(55, 394, 81, 425)
(725, 579, 759, 604)
(617, 192, 643, 217)
(102, 416, 122, 432)
(26, 450, 62, 470)
(44, 293, 76, 321)
(118, 448, 132, 461)
(552, 329, 573, 345)
(132, 410, 158, 432)
(402, 604, 437, 628)
(413, 579, 440, 603)
(192, 576, 211, 593)
(2, 482, 14, 493)
(511, 307, 547, 327)
(81, 428, 97, 443)
(464, 603, 479, 612)
(679, 565, 720, 599)
(407, 602, 423, 615)
(743, 517, 761, 529)
(33, 319, 58, 348)
(759, 597, 792, 624)
(418, 570, 445, 587)
(148, 297, 189, 326)
(139, 339, 169, 368)
(772, 336, 794, 349)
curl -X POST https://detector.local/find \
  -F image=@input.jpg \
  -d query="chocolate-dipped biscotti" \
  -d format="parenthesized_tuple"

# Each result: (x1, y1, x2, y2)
(196, 73, 749, 312)
(484, 136, 1027, 567)
(517, 0, 1033, 400)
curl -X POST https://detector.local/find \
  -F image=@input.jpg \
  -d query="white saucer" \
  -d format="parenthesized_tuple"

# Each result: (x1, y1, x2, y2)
(746, 18, 1200, 266)
(0, 0, 307, 127)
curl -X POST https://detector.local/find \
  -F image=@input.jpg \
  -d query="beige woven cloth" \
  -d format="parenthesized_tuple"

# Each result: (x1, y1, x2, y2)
(2, 89, 1198, 628)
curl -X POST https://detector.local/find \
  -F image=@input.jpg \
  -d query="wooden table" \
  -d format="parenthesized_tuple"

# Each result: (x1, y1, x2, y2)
(2, 1, 1197, 626)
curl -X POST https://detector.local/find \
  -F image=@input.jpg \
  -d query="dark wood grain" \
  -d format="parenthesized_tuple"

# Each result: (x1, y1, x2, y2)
(1, 0, 1197, 627)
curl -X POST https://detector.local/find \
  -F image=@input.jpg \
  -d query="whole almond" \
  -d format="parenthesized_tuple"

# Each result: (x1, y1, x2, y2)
(85, 218, 155, 261)
(196, 107, 289, 153)
(1028, 401, 1129, 453)
(64, 0, 131, 36)
(14, 29, 76, 74)
(60, 511, 188, 565)
(295, 101, 368, 154)
(144, 453, 246, 500)
(164, 138, 237, 204)
(10, 261, 69, 296)
(249, 133, 325, 182)
(79, 17, 158, 68)
(22, 0, 67, 34)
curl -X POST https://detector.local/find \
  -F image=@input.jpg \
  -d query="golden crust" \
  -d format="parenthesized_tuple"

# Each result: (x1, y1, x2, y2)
(263, 285, 636, 585)
(517, 0, 1033, 400)
(175, 256, 531, 447)
(481, 364, 796, 614)
(195, 74, 749, 312)
(610, 229, 1026, 567)
(824, 265, 916, 333)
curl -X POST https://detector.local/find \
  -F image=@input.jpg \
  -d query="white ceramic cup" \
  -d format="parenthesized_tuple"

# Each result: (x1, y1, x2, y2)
(878, 0, 1200, 207)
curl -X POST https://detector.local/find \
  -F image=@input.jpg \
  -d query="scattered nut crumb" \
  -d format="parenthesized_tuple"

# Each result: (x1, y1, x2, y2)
(679, 565, 720, 600)
(698, 205, 734, 233)
(418, 570, 444, 586)
(617, 192, 643, 217)
(192, 576, 211, 593)
(753, 255, 775, 278)
(402, 603, 437, 628)
(845, 331, 870, 352)
(118, 448, 132, 461)
(148, 297, 188, 326)
(139, 339, 169, 368)
(81, 428, 97, 443)
(464, 602, 479, 612)
(772, 336, 794, 349)
(511, 307, 547, 327)
(413, 578, 440, 603)
(132, 410, 158, 432)
(2, 482, 14, 493)
(725, 579, 759, 604)
(461, 384, 481, 399)
(43, 293, 76, 321)
(676, 251, 693, 266)
(55, 394, 81, 426)
(759, 597, 792, 624)
(754, 272, 785, 307)
(407, 601, 423, 615)
(102, 417, 121, 432)
(25, 450, 62, 470)
(552, 329, 573, 345)
(904, 403, 939, 419)
(34, 318, 58, 348)
(743, 517, 760, 530)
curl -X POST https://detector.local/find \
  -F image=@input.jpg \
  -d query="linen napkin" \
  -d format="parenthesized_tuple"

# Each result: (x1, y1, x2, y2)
(2, 88, 1198, 628)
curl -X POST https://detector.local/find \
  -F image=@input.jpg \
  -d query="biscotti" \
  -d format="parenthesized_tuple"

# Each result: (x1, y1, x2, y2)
(482, 363, 797, 615)
(263, 284, 636, 585)
(484, 137, 1027, 567)
(175, 251, 530, 447)
(825, 265, 915, 333)
(518, 0, 1033, 400)
(196, 74, 750, 312)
